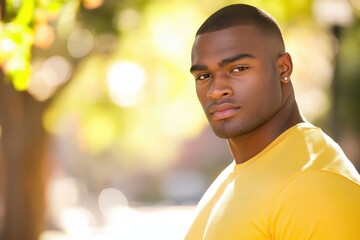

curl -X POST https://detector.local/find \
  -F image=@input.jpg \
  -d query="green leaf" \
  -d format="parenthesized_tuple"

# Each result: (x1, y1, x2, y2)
(1, 23, 33, 90)
(13, 0, 35, 25)
(39, 0, 65, 13)
(11, 67, 31, 91)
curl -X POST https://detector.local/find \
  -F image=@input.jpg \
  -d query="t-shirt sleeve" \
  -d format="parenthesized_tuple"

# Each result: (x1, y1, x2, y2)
(268, 170, 360, 240)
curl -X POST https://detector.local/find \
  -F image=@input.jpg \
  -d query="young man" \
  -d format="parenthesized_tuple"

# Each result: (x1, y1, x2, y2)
(185, 4, 360, 240)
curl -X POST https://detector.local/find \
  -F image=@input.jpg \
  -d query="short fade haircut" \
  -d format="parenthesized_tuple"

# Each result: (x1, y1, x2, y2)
(196, 4, 285, 50)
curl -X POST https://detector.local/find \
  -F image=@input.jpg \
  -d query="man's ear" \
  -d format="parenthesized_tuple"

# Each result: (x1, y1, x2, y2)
(278, 52, 293, 83)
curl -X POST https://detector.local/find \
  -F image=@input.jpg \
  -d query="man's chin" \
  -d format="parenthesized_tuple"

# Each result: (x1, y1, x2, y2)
(210, 122, 253, 139)
(211, 127, 240, 139)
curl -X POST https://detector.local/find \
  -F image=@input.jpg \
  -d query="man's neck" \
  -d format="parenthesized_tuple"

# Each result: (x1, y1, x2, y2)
(228, 87, 305, 164)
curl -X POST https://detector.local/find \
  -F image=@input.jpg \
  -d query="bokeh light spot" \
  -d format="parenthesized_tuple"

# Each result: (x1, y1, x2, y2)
(98, 188, 129, 217)
(67, 28, 94, 58)
(107, 61, 146, 107)
(28, 55, 72, 101)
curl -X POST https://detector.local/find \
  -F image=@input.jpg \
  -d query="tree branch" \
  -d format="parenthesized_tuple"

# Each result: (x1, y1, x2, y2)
(0, 0, 5, 22)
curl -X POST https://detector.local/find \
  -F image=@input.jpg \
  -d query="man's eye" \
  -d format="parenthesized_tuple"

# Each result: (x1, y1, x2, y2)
(231, 66, 248, 72)
(196, 73, 211, 80)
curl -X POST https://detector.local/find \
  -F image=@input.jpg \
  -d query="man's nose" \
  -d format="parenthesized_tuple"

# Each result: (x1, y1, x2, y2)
(207, 73, 233, 99)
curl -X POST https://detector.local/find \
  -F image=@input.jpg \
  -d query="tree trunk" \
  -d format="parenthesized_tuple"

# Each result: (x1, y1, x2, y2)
(0, 70, 48, 240)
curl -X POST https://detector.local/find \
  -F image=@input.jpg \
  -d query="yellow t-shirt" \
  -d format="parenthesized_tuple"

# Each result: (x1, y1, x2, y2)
(184, 123, 360, 240)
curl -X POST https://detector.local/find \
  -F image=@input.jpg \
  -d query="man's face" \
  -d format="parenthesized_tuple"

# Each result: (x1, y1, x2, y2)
(190, 25, 284, 139)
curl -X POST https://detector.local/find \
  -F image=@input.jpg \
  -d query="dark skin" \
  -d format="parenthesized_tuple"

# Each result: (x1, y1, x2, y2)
(191, 25, 305, 164)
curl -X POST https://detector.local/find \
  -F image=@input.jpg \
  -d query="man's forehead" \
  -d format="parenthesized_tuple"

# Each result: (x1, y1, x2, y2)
(192, 25, 262, 54)
(191, 24, 283, 62)
(193, 25, 263, 48)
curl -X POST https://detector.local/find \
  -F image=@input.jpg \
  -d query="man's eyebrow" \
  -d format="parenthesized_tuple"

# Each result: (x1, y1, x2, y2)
(219, 53, 256, 67)
(190, 53, 255, 73)
(190, 64, 208, 73)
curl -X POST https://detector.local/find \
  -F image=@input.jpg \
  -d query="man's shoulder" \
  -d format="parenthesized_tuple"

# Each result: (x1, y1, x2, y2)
(270, 169, 360, 220)
(294, 123, 360, 183)
(268, 170, 360, 239)
(277, 169, 360, 198)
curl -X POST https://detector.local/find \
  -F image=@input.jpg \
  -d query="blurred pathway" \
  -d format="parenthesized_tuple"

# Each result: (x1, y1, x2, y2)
(40, 205, 195, 240)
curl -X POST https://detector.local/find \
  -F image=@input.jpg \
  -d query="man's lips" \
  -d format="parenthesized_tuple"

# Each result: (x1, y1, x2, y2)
(208, 102, 240, 120)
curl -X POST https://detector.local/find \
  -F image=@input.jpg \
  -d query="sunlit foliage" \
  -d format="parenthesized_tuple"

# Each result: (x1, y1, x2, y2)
(0, 0, 64, 90)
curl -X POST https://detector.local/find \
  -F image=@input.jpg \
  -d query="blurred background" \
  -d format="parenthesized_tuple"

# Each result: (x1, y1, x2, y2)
(0, 0, 359, 239)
